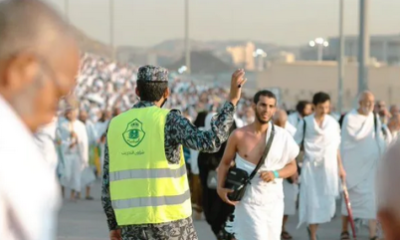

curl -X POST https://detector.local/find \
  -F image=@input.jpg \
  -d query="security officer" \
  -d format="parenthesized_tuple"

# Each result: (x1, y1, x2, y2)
(103, 66, 247, 240)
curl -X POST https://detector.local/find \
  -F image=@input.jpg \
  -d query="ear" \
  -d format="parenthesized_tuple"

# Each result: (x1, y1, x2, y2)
(163, 87, 170, 99)
(251, 102, 256, 110)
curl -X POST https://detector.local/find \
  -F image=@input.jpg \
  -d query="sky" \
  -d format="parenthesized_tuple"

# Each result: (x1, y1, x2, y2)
(45, 0, 400, 47)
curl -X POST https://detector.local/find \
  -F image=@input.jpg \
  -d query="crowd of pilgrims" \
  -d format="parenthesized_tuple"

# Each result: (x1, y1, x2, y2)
(42, 53, 400, 240)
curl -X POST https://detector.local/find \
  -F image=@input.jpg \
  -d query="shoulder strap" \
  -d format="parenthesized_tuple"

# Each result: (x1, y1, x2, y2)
(374, 113, 378, 134)
(248, 124, 275, 181)
(300, 119, 307, 150)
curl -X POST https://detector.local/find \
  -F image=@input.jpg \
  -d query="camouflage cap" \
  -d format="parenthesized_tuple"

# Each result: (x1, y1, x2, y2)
(137, 65, 169, 82)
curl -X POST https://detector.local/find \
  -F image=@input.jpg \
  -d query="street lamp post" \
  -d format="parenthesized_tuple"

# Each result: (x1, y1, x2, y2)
(338, 0, 345, 113)
(184, 0, 191, 74)
(309, 38, 329, 62)
(109, 0, 115, 61)
(358, 0, 370, 93)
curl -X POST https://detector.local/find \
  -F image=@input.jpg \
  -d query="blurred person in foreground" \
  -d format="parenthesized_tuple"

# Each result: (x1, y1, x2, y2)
(377, 138, 400, 240)
(0, 0, 79, 239)
(340, 91, 385, 240)
(217, 90, 299, 240)
(295, 92, 345, 240)
(102, 66, 246, 240)
(273, 109, 298, 239)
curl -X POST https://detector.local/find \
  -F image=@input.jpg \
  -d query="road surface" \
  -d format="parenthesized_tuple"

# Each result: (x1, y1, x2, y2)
(57, 181, 372, 240)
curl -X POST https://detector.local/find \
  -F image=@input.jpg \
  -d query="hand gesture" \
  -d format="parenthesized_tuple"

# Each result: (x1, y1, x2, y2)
(217, 187, 238, 206)
(260, 171, 275, 183)
(229, 69, 247, 106)
(109, 229, 122, 240)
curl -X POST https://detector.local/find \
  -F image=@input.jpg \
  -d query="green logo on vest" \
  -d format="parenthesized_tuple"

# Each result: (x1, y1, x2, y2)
(123, 119, 145, 148)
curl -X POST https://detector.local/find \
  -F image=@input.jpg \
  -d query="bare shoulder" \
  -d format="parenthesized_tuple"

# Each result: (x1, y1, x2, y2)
(230, 125, 251, 139)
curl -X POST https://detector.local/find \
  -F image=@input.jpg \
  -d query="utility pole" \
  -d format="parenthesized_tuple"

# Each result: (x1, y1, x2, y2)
(110, 0, 116, 61)
(358, 0, 370, 93)
(338, 0, 345, 113)
(184, 0, 191, 73)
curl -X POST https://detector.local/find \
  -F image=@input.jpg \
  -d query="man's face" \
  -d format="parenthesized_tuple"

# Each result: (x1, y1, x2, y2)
(376, 101, 386, 115)
(274, 110, 287, 127)
(0, 40, 79, 130)
(390, 105, 399, 117)
(66, 109, 78, 121)
(360, 94, 375, 114)
(79, 111, 88, 122)
(314, 101, 330, 116)
(302, 104, 313, 117)
(34, 42, 79, 124)
(252, 96, 276, 124)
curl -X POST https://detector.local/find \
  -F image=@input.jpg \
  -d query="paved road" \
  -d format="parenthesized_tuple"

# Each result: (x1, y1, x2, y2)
(58, 181, 372, 240)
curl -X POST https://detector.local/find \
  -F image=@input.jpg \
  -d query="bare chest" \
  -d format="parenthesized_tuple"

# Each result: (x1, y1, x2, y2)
(237, 134, 266, 165)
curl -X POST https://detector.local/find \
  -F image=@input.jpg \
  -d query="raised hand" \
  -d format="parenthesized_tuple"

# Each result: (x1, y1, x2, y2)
(229, 69, 247, 106)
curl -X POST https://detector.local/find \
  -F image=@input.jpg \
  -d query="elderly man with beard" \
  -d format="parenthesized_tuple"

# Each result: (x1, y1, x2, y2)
(340, 91, 385, 240)
(217, 90, 299, 240)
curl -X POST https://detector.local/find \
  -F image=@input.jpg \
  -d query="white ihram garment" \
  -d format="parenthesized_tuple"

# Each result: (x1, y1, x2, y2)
(283, 121, 298, 215)
(233, 123, 299, 240)
(81, 121, 97, 188)
(58, 119, 89, 192)
(296, 114, 341, 226)
(34, 117, 59, 172)
(95, 120, 109, 171)
(0, 96, 60, 240)
(340, 110, 384, 219)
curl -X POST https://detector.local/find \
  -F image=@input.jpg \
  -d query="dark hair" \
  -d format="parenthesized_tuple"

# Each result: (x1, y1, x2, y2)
(253, 90, 277, 105)
(194, 111, 208, 128)
(296, 100, 311, 114)
(137, 81, 168, 102)
(312, 92, 331, 105)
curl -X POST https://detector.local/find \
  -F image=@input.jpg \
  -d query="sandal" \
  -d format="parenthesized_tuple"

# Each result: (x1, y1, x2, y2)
(281, 231, 293, 239)
(340, 231, 350, 240)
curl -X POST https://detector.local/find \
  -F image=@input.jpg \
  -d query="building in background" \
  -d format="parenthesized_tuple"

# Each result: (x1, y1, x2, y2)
(327, 34, 400, 64)
(226, 42, 256, 70)
(256, 61, 400, 110)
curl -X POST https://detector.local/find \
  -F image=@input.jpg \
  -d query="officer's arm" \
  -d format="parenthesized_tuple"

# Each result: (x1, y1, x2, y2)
(101, 142, 119, 231)
(167, 102, 235, 153)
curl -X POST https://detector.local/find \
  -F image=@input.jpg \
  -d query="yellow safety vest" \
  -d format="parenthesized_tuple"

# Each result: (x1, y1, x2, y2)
(107, 106, 191, 225)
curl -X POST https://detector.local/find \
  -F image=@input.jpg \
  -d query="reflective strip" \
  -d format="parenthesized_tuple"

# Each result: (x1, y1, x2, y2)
(112, 190, 191, 209)
(110, 164, 187, 181)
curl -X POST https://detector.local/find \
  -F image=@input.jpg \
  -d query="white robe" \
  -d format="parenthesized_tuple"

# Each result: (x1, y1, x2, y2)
(80, 121, 98, 188)
(95, 121, 109, 171)
(340, 110, 384, 220)
(283, 121, 298, 216)
(233, 123, 299, 240)
(295, 114, 341, 226)
(34, 117, 59, 172)
(288, 112, 302, 129)
(58, 119, 89, 192)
